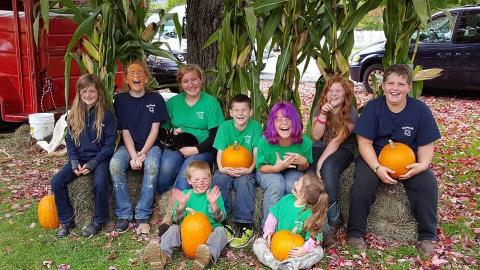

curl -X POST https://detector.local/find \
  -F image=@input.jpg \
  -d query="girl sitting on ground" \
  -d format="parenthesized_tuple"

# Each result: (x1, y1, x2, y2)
(253, 173, 328, 270)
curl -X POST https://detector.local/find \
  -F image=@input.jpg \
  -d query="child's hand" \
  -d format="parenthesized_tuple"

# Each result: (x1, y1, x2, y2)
(173, 128, 182, 135)
(220, 167, 241, 177)
(137, 152, 146, 163)
(274, 152, 294, 170)
(376, 165, 397, 184)
(321, 102, 334, 114)
(285, 152, 307, 166)
(265, 232, 273, 246)
(206, 185, 221, 205)
(289, 247, 307, 258)
(179, 146, 199, 157)
(130, 158, 142, 170)
(172, 188, 191, 210)
(235, 167, 252, 176)
(398, 162, 428, 180)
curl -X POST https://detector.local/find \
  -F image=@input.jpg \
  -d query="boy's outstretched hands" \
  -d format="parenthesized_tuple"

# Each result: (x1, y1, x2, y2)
(172, 188, 192, 210)
(207, 185, 221, 204)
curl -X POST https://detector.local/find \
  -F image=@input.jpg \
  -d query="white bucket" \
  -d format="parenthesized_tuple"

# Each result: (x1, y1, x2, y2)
(29, 113, 55, 140)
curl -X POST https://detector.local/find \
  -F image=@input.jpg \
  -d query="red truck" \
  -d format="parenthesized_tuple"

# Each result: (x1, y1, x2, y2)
(0, 0, 125, 125)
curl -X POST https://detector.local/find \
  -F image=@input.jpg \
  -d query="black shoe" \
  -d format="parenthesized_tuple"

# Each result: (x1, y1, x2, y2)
(158, 223, 170, 237)
(115, 218, 130, 233)
(57, 223, 75, 238)
(81, 222, 103, 238)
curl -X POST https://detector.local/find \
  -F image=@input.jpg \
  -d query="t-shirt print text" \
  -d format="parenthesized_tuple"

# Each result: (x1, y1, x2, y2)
(146, 104, 156, 113)
(244, 135, 252, 145)
(196, 112, 205, 120)
(402, 126, 414, 137)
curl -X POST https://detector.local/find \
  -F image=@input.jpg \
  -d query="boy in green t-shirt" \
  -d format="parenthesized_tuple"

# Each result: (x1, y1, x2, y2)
(145, 161, 228, 270)
(212, 94, 262, 248)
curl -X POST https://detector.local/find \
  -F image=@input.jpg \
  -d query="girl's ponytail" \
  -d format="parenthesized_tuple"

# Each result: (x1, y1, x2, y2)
(301, 173, 329, 239)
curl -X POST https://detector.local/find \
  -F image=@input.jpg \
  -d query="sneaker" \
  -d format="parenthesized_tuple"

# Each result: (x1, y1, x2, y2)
(322, 232, 337, 249)
(81, 222, 102, 238)
(230, 227, 255, 248)
(144, 240, 169, 270)
(224, 225, 236, 243)
(136, 222, 151, 235)
(193, 244, 211, 270)
(56, 223, 75, 238)
(417, 240, 435, 257)
(347, 237, 366, 251)
(115, 218, 130, 233)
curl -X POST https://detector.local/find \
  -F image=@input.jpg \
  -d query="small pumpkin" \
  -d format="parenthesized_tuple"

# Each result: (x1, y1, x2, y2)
(270, 230, 305, 261)
(180, 208, 212, 258)
(37, 193, 60, 229)
(221, 141, 253, 168)
(378, 139, 416, 179)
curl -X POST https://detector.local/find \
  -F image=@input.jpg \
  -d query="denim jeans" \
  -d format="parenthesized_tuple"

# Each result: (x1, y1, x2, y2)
(212, 171, 256, 224)
(347, 157, 438, 241)
(51, 160, 110, 225)
(256, 169, 304, 225)
(311, 145, 354, 233)
(110, 145, 161, 221)
(156, 149, 215, 193)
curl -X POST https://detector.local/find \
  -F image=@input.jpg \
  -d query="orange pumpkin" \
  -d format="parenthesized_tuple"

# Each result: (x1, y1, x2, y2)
(37, 193, 60, 229)
(378, 139, 416, 179)
(180, 209, 212, 258)
(270, 230, 305, 261)
(221, 141, 253, 168)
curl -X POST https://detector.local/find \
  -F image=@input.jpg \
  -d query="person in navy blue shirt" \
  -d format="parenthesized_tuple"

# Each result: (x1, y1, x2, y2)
(110, 60, 169, 235)
(347, 64, 441, 257)
(51, 74, 117, 238)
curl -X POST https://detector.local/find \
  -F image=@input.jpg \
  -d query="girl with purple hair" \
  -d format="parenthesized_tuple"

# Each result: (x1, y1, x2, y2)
(256, 102, 313, 225)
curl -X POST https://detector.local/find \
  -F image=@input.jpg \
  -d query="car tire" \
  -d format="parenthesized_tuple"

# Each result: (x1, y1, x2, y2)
(362, 63, 384, 93)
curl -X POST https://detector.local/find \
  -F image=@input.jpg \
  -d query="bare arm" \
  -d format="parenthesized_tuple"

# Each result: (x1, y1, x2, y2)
(311, 113, 328, 140)
(357, 135, 397, 184)
(121, 130, 138, 160)
(139, 122, 160, 156)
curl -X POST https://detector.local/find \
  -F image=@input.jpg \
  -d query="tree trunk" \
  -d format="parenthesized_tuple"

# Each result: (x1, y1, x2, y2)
(186, 0, 223, 73)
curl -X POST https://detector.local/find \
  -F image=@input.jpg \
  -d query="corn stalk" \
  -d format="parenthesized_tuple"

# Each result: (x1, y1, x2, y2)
(203, 0, 267, 121)
(35, 0, 178, 109)
(382, 0, 437, 98)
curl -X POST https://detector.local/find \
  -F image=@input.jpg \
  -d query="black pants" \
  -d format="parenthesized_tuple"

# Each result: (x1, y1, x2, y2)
(347, 157, 438, 241)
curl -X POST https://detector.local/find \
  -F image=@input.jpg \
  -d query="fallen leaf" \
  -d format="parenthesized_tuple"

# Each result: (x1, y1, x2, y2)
(42, 260, 53, 269)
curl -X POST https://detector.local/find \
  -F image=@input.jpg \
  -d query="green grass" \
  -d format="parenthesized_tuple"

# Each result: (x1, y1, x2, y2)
(0, 204, 148, 270)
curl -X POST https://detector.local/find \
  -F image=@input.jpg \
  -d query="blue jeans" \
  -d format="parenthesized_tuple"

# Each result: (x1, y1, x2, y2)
(311, 145, 354, 233)
(51, 160, 110, 225)
(109, 145, 161, 221)
(156, 149, 215, 193)
(212, 171, 256, 224)
(256, 169, 304, 225)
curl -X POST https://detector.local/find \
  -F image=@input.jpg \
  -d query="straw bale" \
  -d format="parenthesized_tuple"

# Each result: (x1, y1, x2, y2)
(69, 170, 144, 228)
(339, 163, 417, 243)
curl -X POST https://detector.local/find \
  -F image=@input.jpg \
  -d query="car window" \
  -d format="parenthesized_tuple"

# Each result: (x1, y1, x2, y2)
(418, 14, 456, 43)
(455, 10, 480, 43)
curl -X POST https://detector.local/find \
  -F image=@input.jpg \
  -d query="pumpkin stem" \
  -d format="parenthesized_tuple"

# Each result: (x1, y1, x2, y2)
(186, 207, 196, 215)
(233, 141, 239, 150)
(388, 139, 395, 149)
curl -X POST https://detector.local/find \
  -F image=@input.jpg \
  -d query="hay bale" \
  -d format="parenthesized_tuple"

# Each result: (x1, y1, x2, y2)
(69, 170, 144, 228)
(10, 124, 35, 150)
(339, 163, 418, 243)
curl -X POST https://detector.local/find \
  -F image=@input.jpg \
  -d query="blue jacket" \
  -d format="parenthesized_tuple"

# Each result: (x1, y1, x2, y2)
(65, 109, 117, 171)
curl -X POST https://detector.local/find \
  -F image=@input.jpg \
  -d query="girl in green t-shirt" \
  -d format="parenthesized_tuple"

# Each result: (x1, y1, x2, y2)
(253, 173, 328, 269)
(256, 102, 313, 225)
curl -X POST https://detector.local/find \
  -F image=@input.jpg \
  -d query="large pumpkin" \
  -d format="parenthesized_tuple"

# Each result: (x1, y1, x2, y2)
(270, 230, 305, 261)
(180, 209, 212, 258)
(37, 193, 60, 229)
(221, 141, 253, 168)
(378, 139, 416, 179)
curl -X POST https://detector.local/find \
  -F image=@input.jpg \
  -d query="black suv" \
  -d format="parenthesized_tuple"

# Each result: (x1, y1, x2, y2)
(349, 5, 480, 92)
(146, 52, 186, 93)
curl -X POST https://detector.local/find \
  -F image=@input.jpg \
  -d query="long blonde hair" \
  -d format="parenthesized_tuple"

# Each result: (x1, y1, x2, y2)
(68, 74, 107, 146)
(302, 173, 329, 239)
(316, 75, 355, 141)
